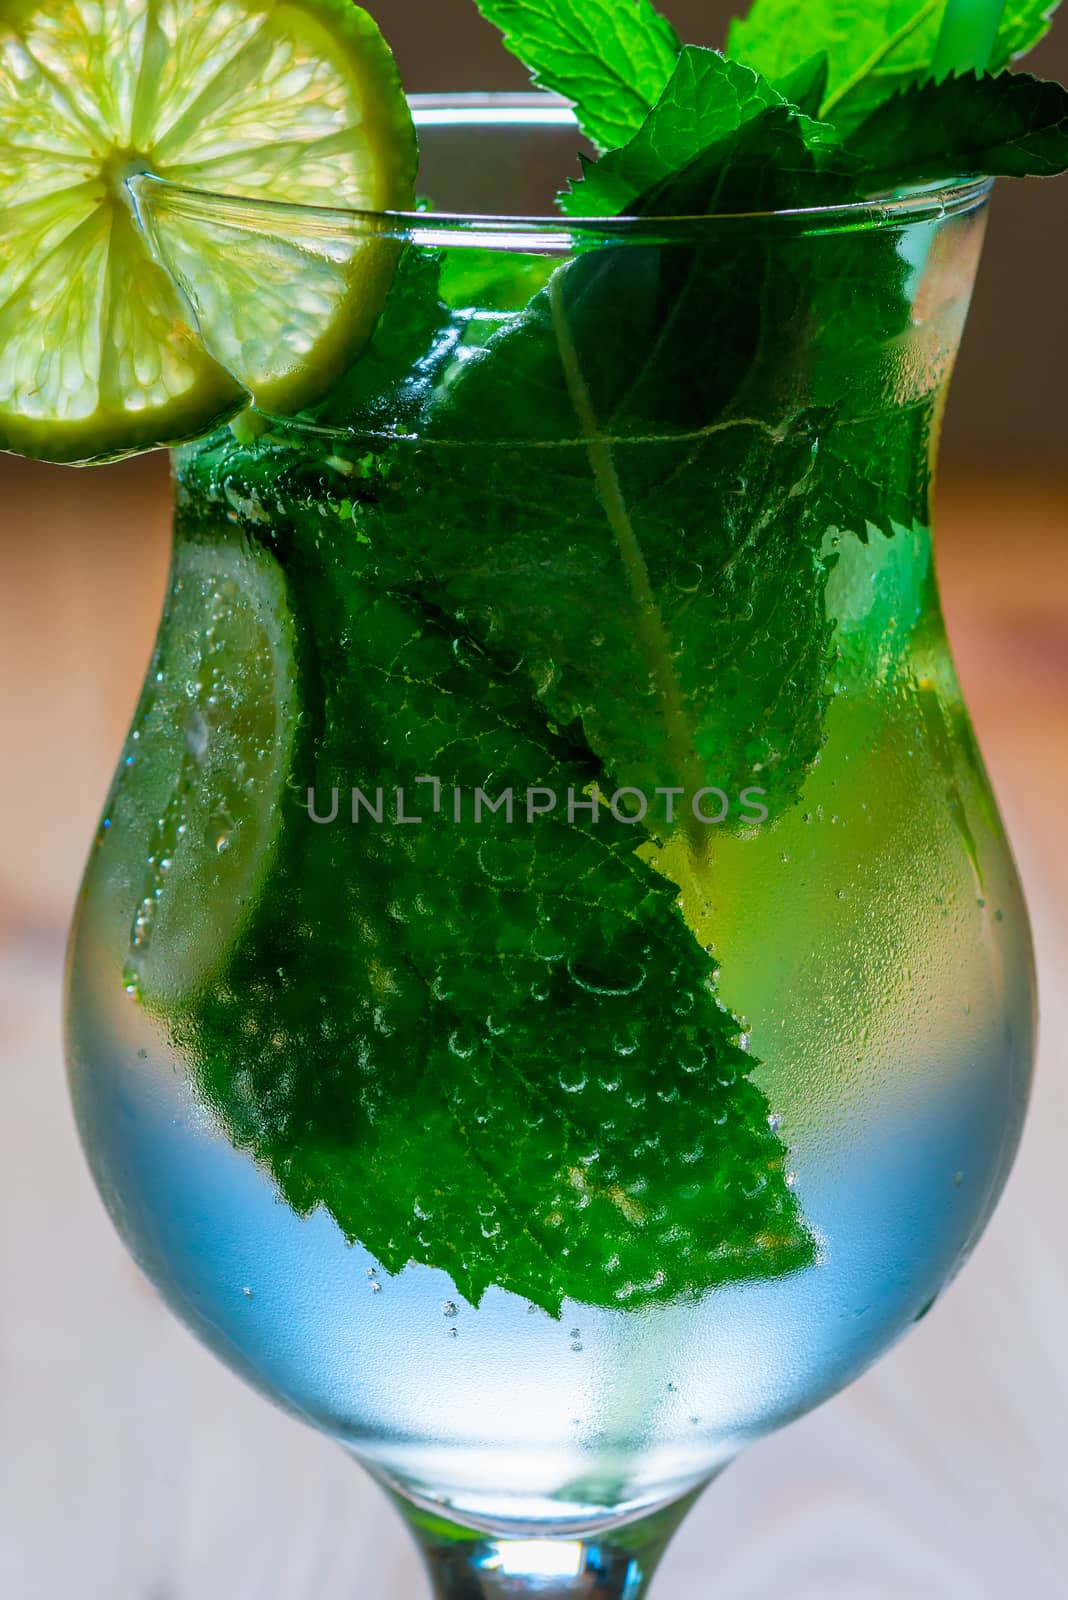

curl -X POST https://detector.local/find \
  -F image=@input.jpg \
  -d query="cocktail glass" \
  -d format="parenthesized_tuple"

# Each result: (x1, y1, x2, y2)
(66, 98, 1035, 1597)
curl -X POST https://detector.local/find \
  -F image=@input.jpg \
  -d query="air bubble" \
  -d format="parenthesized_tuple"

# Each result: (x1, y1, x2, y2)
(671, 560, 703, 593)
(679, 1043, 703, 1075)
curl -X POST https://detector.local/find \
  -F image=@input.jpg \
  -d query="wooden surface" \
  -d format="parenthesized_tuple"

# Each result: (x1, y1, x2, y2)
(0, 459, 1065, 1598)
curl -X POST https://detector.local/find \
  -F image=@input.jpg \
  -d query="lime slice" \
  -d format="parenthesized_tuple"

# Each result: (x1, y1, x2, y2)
(116, 532, 297, 1006)
(0, 0, 416, 463)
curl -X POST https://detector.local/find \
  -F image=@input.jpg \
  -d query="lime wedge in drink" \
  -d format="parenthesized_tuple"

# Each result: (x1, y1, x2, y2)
(0, 0, 416, 463)
(116, 531, 298, 1006)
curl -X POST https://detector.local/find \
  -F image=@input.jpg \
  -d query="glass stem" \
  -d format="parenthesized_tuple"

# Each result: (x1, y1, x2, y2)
(393, 1491, 702, 1599)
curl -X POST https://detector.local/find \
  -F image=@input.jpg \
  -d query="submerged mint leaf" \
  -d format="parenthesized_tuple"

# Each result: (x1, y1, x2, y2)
(813, 408, 937, 543)
(474, 0, 680, 151)
(844, 70, 1068, 186)
(728, 0, 1062, 131)
(365, 402, 838, 824)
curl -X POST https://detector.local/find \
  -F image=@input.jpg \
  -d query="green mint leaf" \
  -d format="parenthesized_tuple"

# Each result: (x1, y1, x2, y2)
(561, 48, 853, 221)
(728, 0, 1062, 131)
(474, 0, 681, 151)
(621, 101, 854, 217)
(844, 70, 1068, 186)
(560, 46, 786, 217)
(773, 51, 832, 115)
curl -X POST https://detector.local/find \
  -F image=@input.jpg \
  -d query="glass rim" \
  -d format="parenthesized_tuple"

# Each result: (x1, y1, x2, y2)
(136, 92, 994, 248)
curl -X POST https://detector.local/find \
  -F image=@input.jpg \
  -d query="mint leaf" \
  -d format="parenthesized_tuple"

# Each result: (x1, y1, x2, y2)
(618, 100, 853, 217)
(728, 0, 944, 108)
(561, 46, 787, 217)
(561, 48, 853, 221)
(728, 0, 1062, 131)
(845, 70, 1068, 185)
(474, 0, 681, 151)
(774, 51, 831, 115)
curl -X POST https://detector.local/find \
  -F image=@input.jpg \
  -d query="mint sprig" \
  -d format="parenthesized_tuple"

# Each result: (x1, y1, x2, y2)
(470, 0, 1068, 225)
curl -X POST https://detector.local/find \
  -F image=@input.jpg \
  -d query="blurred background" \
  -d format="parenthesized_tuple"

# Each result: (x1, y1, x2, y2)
(1, 3, 1065, 1595)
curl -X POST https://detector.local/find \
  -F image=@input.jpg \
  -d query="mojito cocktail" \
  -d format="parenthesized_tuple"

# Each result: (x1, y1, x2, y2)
(0, 0, 1061, 1590)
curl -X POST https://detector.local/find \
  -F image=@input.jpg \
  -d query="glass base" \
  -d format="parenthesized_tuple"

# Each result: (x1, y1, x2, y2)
(394, 1491, 704, 1599)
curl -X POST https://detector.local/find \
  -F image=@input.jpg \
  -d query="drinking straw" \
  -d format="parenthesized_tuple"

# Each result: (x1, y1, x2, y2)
(931, 0, 1009, 79)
